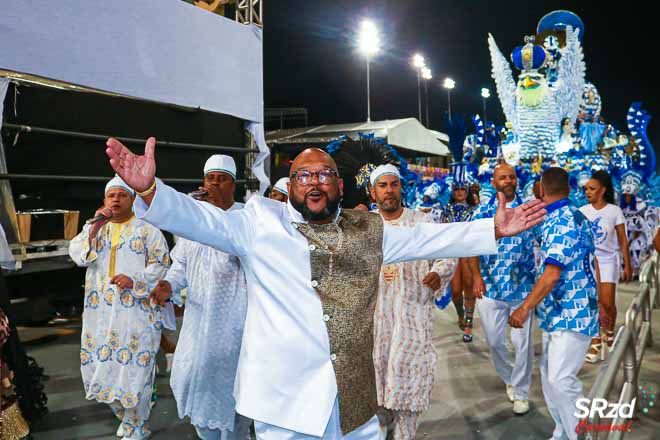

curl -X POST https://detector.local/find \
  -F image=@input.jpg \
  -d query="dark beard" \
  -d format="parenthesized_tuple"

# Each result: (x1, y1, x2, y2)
(290, 195, 341, 222)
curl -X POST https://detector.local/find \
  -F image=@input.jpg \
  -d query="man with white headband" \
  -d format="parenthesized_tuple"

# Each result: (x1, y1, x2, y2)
(269, 177, 289, 203)
(150, 154, 251, 440)
(69, 175, 170, 440)
(369, 164, 457, 440)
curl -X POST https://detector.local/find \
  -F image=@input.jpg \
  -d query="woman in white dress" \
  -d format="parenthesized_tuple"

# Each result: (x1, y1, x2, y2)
(579, 170, 632, 362)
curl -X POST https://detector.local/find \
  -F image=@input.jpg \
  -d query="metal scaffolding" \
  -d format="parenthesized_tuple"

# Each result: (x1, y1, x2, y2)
(236, 0, 262, 27)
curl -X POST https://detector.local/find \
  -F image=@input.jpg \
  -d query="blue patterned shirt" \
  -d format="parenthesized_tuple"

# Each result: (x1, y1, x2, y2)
(536, 199, 599, 337)
(472, 195, 536, 302)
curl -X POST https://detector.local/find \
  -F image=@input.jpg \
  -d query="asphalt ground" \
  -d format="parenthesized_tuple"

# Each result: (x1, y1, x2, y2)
(24, 282, 660, 439)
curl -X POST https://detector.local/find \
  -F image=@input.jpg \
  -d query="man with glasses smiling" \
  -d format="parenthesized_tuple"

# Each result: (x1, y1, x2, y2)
(105, 138, 546, 440)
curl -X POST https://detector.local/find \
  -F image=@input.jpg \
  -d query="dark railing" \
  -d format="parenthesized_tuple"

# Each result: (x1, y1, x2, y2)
(584, 254, 658, 439)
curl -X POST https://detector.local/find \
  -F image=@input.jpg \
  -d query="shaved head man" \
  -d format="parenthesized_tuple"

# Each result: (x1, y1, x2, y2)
(106, 138, 545, 440)
(287, 149, 344, 223)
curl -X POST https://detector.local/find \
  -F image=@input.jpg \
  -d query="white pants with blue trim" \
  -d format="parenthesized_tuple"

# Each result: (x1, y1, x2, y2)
(254, 397, 384, 440)
(540, 330, 591, 440)
(477, 296, 534, 400)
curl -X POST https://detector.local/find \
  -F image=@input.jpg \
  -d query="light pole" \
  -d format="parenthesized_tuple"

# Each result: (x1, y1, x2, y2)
(443, 78, 455, 121)
(421, 67, 432, 127)
(412, 53, 425, 122)
(357, 20, 380, 122)
(481, 87, 490, 124)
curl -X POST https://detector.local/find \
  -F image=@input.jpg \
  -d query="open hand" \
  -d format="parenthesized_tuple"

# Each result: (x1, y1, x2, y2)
(422, 272, 442, 290)
(149, 280, 172, 306)
(105, 137, 157, 193)
(110, 274, 134, 290)
(494, 192, 546, 238)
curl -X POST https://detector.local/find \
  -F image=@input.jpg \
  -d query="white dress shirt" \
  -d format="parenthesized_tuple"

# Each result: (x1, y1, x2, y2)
(134, 180, 496, 436)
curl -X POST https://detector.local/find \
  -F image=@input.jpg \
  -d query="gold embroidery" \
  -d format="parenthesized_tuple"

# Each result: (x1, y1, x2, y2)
(382, 265, 397, 283)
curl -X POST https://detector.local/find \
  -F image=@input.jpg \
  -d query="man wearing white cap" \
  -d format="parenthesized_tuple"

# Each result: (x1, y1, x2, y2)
(369, 165, 457, 440)
(150, 154, 251, 440)
(69, 176, 170, 440)
(269, 177, 289, 203)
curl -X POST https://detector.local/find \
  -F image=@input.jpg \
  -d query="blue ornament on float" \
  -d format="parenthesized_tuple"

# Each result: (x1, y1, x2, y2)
(511, 38, 548, 71)
(537, 10, 585, 42)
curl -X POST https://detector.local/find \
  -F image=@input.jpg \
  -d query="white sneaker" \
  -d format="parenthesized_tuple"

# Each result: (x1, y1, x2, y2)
(116, 423, 124, 437)
(513, 399, 530, 415)
(506, 384, 515, 402)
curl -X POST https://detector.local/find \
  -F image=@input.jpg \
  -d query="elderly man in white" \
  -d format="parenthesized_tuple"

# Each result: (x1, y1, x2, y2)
(105, 137, 546, 440)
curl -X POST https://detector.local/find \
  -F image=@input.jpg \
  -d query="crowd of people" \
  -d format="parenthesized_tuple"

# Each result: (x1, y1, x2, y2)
(0, 135, 652, 440)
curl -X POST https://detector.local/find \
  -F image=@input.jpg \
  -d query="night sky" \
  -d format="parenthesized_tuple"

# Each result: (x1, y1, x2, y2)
(263, 0, 658, 160)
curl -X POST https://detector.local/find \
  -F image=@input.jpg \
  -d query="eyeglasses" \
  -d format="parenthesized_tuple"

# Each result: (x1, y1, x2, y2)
(291, 169, 338, 186)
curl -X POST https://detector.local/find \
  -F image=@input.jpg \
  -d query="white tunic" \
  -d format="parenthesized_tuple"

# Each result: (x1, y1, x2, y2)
(373, 208, 456, 412)
(134, 180, 497, 436)
(68, 217, 170, 419)
(164, 202, 247, 432)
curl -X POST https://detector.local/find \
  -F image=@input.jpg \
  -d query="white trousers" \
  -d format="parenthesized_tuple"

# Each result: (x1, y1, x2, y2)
(195, 414, 253, 440)
(254, 398, 384, 440)
(540, 330, 591, 440)
(477, 296, 534, 400)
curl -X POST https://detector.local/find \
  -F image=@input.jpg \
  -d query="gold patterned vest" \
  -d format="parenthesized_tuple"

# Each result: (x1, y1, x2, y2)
(294, 209, 384, 434)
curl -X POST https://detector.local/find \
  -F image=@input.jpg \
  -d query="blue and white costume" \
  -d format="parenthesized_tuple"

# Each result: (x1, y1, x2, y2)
(537, 199, 599, 440)
(472, 195, 536, 402)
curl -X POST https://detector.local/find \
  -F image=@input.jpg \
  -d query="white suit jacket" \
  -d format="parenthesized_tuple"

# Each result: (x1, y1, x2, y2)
(135, 180, 496, 436)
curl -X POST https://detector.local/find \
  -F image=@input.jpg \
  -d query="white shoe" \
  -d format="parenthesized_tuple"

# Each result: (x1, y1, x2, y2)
(166, 353, 174, 373)
(116, 423, 124, 437)
(513, 399, 530, 415)
(506, 384, 515, 402)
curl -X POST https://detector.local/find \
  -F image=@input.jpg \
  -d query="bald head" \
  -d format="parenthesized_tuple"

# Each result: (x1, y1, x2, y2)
(287, 148, 343, 224)
(492, 162, 517, 201)
(290, 148, 338, 175)
(493, 163, 515, 178)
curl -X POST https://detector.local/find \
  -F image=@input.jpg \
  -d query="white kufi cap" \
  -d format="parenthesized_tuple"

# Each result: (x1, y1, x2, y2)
(369, 164, 401, 186)
(273, 177, 289, 196)
(105, 175, 135, 196)
(204, 154, 236, 179)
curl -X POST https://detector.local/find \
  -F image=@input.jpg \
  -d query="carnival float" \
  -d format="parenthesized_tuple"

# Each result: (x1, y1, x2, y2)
(325, 10, 657, 277)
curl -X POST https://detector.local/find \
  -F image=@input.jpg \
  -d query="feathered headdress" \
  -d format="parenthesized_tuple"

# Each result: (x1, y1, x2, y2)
(326, 135, 399, 208)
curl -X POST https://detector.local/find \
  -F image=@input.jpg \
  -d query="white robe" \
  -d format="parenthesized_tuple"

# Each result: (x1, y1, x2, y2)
(165, 202, 248, 432)
(69, 217, 170, 420)
(373, 208, 456, 412)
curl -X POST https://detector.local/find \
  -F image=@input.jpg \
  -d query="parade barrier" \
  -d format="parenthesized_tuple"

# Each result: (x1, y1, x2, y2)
(583, 253, 659, 439)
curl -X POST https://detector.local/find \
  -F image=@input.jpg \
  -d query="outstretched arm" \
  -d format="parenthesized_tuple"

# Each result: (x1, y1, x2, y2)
(383, 218, 497, 265)
(105, 137, 254, 256)
(383, 192, 545, 265)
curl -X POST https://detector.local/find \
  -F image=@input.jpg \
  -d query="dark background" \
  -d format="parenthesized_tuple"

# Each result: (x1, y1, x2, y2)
(263, 0, 658, 165)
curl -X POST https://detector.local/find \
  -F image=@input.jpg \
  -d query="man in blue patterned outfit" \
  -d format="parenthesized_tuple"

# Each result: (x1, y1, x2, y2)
(469, 163, 536, 416)
(509, 167, 599, 440)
